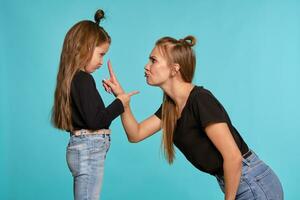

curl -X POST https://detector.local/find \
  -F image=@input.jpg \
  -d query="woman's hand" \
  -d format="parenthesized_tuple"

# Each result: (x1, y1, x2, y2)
(116, 91, 139, 108)
(102, 60, 125, 96)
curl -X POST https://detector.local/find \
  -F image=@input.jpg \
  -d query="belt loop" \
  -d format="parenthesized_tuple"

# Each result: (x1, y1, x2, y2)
(242, 157, 250, 167)
(242, 150, 251, 167)
(79, 130, 85, 138)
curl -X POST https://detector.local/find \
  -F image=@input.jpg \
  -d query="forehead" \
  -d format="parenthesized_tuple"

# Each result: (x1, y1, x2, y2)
(95, 42, 110, 52)
(151, 46, 165, 57)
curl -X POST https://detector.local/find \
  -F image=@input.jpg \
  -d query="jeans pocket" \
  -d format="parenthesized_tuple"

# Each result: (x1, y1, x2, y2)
(66, 138, 87, 177)
(236, 177, 255, 200)
(66, 147, 79, 177)
(255, 167, 284, 200)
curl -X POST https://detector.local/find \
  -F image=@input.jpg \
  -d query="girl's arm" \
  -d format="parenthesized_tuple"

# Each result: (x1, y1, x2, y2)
(205, 122, 243, 200)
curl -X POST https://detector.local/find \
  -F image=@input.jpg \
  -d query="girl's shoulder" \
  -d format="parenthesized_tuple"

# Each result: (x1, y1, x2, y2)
(72, 70, 96, 90)
(73, 70, 94, 84)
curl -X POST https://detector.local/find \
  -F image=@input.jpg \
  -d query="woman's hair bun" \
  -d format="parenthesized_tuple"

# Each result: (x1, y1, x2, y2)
(94, 9, 105, 25)
(180, 35, 196, 47)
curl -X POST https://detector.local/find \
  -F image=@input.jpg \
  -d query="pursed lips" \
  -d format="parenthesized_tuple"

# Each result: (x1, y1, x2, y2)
(144, 71, 150, 77)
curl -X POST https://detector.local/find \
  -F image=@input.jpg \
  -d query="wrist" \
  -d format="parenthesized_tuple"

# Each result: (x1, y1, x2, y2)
(115, 89, 125, 96)
(122, 102, 130, 110)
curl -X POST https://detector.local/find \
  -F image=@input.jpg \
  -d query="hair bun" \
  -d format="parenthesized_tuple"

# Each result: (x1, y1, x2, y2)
(94, 9, 105, 25)
(180, 35, 196, 47)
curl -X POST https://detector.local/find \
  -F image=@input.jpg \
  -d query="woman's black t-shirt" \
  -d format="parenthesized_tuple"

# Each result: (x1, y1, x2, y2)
(70, 70, 124, 131)
(155, 86, 249, 176)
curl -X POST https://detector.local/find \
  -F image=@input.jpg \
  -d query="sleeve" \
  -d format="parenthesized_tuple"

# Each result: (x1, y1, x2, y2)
(154, 104, 162, 119)
(192, 91, 228, 128)
(73, 74, 124, 130)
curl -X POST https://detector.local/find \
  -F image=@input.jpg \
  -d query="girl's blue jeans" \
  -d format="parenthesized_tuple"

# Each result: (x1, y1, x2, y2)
(66, 134, 111, 200)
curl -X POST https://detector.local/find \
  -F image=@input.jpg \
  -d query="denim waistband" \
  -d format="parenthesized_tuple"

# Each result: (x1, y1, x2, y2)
(242, 150, 252, 159)
(69, 133, 111, 138)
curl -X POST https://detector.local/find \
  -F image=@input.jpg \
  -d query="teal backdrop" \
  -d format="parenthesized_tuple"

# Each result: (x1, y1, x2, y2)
(1, 0, 299, 199)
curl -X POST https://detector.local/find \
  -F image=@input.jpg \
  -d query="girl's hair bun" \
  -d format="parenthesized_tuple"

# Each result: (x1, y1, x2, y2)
(94, 9, 105, 25)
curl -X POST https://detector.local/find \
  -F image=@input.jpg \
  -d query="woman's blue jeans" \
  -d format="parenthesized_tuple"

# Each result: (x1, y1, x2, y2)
(66, 134, 111, 200)
(216, 150, 284, 200)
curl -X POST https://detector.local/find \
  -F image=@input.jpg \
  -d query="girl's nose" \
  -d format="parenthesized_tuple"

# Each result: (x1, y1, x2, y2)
(144, 63, 150, 70)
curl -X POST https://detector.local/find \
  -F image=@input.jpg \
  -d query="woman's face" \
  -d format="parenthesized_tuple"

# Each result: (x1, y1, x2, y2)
(144, 46, 172, 86)
(85, 42, 110, 73)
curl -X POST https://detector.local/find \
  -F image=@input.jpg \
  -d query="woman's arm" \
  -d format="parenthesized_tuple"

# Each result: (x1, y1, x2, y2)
(121, 105, 161, 142)
(205, 122, 243, 200)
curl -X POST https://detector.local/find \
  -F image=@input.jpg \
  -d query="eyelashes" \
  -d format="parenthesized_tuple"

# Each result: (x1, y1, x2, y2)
(149, 57, 156, 63)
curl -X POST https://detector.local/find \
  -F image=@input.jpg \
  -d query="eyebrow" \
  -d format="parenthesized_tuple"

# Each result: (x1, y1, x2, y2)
(149, 55, 157, 60)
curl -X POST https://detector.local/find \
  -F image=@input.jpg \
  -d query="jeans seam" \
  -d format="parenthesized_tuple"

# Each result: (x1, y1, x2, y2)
(86, 149, 91, 200)
(255, 180, 269, 200)
(240, 174, 256, 199)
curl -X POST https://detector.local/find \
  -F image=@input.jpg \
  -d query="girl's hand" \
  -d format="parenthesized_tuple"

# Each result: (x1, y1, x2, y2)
(103, 75, 139, 108)
(102, 60, 125, 96)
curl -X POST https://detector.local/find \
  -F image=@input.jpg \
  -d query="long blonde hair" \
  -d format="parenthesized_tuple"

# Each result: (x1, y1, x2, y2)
(51, 9, 111, 131)
(156, 36, 196, 163)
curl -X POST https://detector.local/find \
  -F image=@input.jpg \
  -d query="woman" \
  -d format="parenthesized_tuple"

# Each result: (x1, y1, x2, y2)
(103, 36, 283, 200)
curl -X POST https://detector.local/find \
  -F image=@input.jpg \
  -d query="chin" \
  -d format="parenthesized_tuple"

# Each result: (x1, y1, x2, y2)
(146, 79, 159, 87)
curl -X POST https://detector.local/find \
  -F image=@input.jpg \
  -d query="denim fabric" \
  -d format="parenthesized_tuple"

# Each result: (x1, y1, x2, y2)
(216, 150, 284, 200)
(66, 134, 111, 200)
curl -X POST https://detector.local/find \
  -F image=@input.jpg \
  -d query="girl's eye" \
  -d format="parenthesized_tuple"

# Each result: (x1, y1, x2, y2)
(151, 58, 156, 63)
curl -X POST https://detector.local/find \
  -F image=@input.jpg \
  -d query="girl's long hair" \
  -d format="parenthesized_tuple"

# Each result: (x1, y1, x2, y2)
(51, 9, 111, 131)
(156, 36, 196, 163)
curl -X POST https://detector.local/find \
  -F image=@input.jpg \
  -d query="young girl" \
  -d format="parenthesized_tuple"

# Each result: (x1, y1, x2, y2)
(103, 36, 284, 200)
(51, 9, 136, 200)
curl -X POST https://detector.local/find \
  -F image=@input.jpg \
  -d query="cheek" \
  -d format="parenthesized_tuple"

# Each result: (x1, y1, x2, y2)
(98, 56, 104, 63)
(154, 66, 169, 78)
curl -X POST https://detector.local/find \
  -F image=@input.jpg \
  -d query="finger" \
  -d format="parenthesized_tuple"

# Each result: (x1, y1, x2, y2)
(103, 79, 116, 94)
(127, 90, 140, 97)
(102, 79, 115, 88)
(102, 81, 111, 90)
(107, 60, 117, 80)
(102, 83, 111, 94)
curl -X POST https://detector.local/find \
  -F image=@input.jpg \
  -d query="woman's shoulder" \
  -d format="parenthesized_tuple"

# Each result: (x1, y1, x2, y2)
(189, 85, 222, 106)
(191, 85, 214, 98)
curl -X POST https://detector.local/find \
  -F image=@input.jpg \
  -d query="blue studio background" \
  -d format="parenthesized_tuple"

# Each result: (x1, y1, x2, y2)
(1, 0, 299, 199)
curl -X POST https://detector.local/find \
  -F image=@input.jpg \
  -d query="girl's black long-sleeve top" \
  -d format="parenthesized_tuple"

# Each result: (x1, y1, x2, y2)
(70, 70, 124, 131)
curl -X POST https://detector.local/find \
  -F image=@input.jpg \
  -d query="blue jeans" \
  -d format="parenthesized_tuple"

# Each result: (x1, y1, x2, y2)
(66, 134, 111, 200)
(216, 150, 284, 200)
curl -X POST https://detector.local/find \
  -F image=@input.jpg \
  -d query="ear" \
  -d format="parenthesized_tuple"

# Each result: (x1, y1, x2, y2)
(171, 63, 180, 76)
(173, 63, 180, 72)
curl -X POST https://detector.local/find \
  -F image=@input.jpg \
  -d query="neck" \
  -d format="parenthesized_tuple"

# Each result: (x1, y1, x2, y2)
(160, 80, 194, 111)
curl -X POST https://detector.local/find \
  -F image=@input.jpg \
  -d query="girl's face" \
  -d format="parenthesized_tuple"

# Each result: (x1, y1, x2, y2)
(85, 42, 110, 73)
(144, 46, 172, 86)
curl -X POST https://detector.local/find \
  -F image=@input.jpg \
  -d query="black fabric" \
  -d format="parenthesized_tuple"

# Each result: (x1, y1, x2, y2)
(70, 70, 124, 131)
(155, 86, 249, 176)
